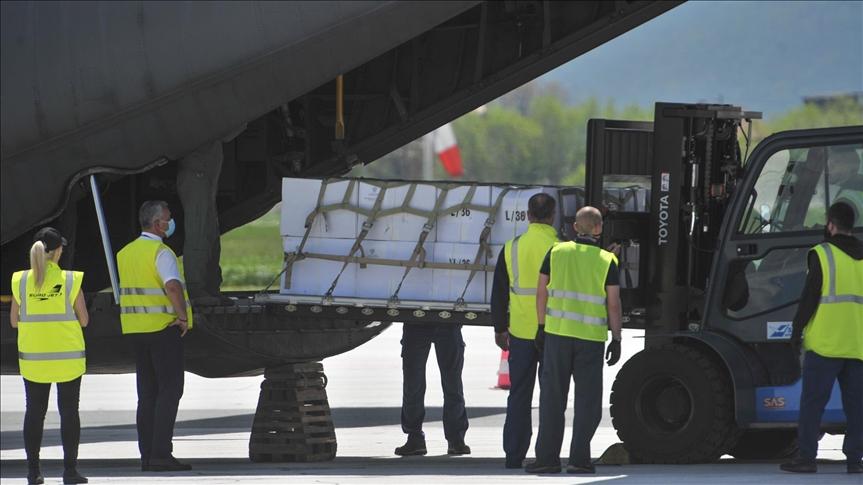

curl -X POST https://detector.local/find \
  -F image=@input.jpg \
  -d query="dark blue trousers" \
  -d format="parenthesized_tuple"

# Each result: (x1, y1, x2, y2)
(400, 324, 468, 441)
(503, 335, 542, 465)
(129, 326, 185, 461)
(534, 333, 604, 467)
(798, 351, 863, 464)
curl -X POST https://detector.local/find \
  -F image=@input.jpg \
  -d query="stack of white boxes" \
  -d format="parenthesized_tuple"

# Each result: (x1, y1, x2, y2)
(280, 178, 560, 305)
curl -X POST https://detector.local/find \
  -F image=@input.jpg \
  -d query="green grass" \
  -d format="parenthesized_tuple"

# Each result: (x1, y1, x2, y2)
(219, 206, 283, 290)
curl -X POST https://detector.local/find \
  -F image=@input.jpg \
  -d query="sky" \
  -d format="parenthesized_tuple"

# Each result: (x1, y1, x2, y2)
(539, 1, 863, 118)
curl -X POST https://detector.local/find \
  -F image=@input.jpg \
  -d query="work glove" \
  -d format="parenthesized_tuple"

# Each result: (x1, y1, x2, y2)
(494, 331, 510, 351)
(605, 339, 621, 366)
(534, 326, 546, 353)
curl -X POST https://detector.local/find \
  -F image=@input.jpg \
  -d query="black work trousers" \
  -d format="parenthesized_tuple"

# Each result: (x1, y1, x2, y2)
(534, 333, 604, 467)
(23, 377, 82, 471)
(129, 326, 185, 461)
(400, 323, 469, 442)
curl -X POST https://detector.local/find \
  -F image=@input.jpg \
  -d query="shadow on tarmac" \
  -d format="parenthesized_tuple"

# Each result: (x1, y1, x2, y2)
(0, 457, 856, 482)
(1, 406, 506, 450)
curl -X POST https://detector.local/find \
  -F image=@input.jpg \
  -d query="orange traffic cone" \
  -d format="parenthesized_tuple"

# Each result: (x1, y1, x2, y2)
(496, 350, 511, 389)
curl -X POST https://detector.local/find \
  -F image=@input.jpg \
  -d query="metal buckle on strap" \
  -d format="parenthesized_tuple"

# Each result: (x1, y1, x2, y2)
(422, 223, 435, 232)
(362, 221, 374, 230)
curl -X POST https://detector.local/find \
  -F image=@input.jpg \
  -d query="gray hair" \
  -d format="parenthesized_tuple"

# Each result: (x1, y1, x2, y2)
(139, 200, 169, 229)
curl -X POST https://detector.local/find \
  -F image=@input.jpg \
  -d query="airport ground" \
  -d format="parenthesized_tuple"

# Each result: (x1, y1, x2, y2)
(1, 326, 855, 484)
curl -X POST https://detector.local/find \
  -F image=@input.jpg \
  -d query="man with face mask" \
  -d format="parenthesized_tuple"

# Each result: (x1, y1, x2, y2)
(117, 200, 194, 472)
(782, 202, 862, 475)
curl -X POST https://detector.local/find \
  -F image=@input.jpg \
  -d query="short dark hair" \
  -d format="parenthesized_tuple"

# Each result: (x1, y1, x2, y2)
(139, 200, 169, 229)
(528, 193, 556, 221)
(828, 202, 855, 232)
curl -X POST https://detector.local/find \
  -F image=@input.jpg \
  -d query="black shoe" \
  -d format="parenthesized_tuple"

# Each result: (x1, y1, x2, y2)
(395, 436, 427, 456)
(147, 456, 193, 472)
(525, 461, 561, 474)
(566, 463, 596, 474)
(447, 440, 471, 455)
(780, 458, 817, 473)
(63, 470, 89, 484)
(849, 461, 863, 474)
(27, 473, 44, 485)
(505, 457, 523, 469)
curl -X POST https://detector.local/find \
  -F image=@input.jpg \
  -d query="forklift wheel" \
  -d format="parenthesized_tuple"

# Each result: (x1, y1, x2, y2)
(729, 429, 798, 460)
(610, 344, 737, 464)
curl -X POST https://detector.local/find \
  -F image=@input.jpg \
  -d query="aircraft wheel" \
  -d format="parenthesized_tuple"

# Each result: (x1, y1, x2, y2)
(610, 344, 736, 463)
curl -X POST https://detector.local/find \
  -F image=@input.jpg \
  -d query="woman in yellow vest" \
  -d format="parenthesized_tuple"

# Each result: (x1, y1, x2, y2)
(10, 227, 89, 485)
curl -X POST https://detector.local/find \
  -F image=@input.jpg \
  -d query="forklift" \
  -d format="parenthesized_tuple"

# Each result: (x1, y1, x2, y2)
(585, 102, 862, 462)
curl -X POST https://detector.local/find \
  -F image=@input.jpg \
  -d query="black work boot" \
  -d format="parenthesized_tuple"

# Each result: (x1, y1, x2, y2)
(849, 460, 863, 474)
(148, 455, 193, 472)
(525, 461, 561, 474)
(27, 461, 43, 485)
(394, 435, 427, 456)
(63, 469, 89, 484)
(447, 440, 471, 455)
(780, 458, 817, 473)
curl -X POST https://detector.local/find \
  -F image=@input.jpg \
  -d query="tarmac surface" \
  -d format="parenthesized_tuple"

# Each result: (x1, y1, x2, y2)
(1, 325, 857, 484)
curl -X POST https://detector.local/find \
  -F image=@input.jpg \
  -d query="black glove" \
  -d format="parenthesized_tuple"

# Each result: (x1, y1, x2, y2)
(605, 339, 621, 366)
(495, 331, 510, 351)
(535, 326, 546, 353)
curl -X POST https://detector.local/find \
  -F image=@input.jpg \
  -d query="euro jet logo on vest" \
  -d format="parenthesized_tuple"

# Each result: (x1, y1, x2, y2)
(29, 284, 63, 301)
(658, 172, 671, 245)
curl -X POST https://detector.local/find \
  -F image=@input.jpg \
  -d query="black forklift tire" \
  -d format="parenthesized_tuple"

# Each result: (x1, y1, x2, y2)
(610, 344, 736, 464)
(729, 429, 798, 460)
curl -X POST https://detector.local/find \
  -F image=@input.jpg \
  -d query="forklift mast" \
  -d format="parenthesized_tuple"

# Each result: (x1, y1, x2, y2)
(586, 103, 761, 335)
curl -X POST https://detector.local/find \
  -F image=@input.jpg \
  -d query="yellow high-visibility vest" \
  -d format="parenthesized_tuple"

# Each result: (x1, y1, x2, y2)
(503, 223, 559, 339)
(803, 242, 863, 360)
(545, 241, 616, 342)
(117, 237, 193, 334)
(11, 262, 85, 383)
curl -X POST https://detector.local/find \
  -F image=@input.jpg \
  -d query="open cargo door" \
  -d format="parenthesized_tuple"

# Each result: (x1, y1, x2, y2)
(585, 119, 654, 327)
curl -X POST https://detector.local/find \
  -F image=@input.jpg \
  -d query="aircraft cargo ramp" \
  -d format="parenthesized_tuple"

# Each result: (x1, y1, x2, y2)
(1, 0, 680, 293)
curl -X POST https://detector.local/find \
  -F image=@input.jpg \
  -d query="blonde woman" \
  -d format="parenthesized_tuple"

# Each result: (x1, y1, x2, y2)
(10, 227, 89, 485)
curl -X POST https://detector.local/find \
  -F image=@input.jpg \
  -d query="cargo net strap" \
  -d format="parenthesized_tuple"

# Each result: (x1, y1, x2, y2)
(280, 179, 512, 309)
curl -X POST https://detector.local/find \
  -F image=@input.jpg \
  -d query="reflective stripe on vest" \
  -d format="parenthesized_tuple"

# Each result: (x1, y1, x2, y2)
(820, 244, 863, 305)
(503, 224, 559, 340)
(14, 267, 86, 383)
(548, 289, 606, 305)
(509, 237, 533, 296)
(19, 350, 86, 361)
(545, 241, 615, 342)
(803, 242, 863, 360)
(546, 308, 607, 326)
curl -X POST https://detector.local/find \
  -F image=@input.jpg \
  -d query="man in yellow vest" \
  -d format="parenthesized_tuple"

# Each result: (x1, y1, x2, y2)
(117, 200, 193, 473)
(526, 206, 622, 475)
(491, 193, 559, 469)
(781, 202, 862, 474)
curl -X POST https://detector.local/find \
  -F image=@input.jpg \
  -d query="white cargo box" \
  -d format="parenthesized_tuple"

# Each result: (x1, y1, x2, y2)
(278, 178, 566, 308)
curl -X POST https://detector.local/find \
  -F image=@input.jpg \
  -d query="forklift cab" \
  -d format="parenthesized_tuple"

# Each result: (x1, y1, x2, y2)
(587, 103, 862, 463)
